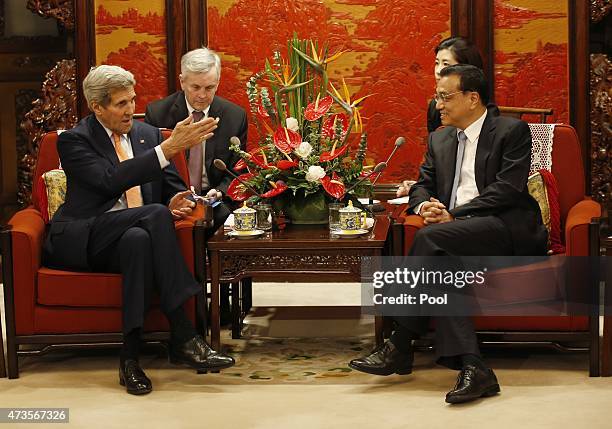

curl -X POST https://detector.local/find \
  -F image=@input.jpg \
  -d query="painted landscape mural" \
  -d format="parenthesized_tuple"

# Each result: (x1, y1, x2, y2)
(94, 0, 168, 113)
(494, 0, 569, 124)
(207, 0, 452, 183)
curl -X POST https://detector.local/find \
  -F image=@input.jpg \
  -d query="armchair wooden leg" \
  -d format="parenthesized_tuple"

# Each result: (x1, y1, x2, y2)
(1, 229, 18, 379)
(0, 308, 6, 378)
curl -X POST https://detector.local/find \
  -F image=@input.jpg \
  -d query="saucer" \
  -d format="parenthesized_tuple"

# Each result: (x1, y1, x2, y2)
(332, 228, 369, 238)
(228, 229, 265, 239)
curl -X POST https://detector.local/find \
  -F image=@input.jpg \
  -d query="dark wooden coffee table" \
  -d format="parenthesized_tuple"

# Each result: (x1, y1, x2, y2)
(207, 215, 391, 349)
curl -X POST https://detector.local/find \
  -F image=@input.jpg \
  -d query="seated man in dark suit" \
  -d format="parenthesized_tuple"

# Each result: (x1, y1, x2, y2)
(349, 64, 547, 404)
(145, 47, 248, 232)
(145, 47, 248, 323)
(43, 65, 235, 395)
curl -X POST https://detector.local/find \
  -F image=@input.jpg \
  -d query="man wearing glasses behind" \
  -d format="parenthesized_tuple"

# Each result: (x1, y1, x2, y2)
(349, 64, 547, 404)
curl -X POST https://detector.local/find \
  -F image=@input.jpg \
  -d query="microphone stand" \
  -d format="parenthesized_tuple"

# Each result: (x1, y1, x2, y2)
(366, 137, 405, 213)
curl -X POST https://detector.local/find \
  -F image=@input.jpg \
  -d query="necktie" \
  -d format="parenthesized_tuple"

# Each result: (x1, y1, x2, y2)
(112, 133, 143, 208)
(188, 111, 204, 193)
(449, 130, 467, 210)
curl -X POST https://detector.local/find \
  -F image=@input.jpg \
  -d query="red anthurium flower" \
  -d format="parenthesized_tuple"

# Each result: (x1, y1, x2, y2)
(321, 172, 345, 199)
(321, 113, 349, 139)
(234, 159, 247, 171)
(273, 127, 302, 153)
(276, 159, 299, 170)
(227, 173, 256, 201)
(319, 143, 349, 162)
(250, 152, 270, 169)
(304, 95, 333, 121)
(235, 149, 270, 171)
(261, 180, 288, 198)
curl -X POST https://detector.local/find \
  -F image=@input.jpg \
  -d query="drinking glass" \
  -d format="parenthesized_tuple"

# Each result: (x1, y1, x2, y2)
(328, 202, 344, 231)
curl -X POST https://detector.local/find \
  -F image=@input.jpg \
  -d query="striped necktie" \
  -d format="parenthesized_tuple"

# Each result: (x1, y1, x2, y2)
(112, 133, 143, 208)
(188, 111, 204, 193)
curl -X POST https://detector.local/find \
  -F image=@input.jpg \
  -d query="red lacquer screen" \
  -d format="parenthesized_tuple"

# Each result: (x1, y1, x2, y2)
(207, 0, 451, 183)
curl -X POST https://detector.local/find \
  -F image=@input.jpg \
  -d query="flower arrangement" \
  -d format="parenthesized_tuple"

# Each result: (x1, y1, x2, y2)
(227, 35, 375, 222)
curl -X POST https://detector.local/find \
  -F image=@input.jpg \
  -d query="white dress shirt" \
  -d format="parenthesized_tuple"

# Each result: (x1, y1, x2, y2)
(454, 109, 487, 208)
(99, 120, 169, 211)
(416, 109, 487, 215)
(185, 97, 211, 190)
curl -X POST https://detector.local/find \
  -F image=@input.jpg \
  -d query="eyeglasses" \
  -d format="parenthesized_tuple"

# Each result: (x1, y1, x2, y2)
(433, 90, 464, 103)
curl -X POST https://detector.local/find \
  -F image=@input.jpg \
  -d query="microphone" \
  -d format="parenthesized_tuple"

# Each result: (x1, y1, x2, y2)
(213, 158, 263, 198)
(343, 161, 387, 196)
(229, 136, 242, 148)
(367, 136, 405, 213)
(372, 136, 405, 187)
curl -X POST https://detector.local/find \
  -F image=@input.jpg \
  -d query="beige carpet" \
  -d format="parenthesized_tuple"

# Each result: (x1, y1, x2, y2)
(1, 283, 611, 429)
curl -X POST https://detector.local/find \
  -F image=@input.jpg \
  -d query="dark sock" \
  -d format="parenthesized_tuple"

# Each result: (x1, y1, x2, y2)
(390, 328, 418, 354)
(461, 353, 487, 370)
(167, 305, 197, 345)
(121, 328, 142, 362)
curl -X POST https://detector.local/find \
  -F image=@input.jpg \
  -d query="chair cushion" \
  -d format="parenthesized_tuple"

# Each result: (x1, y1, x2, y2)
(527, 169, 564, 254)
(34, 169, 66, 224)
(37, 267, 123, 308)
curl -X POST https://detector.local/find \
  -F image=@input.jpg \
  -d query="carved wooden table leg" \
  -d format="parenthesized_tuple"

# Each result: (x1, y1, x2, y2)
(211, 251, 221, 351)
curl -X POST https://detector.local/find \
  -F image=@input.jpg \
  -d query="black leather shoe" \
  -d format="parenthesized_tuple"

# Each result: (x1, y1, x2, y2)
(169, 335, 235, 371)
(445, 365, 500, 404)
(348, 340, 413, 376)
(119, 359, 152, 395)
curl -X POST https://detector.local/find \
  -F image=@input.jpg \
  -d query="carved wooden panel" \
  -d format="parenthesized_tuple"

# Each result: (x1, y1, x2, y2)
(26, 0, 74, 30)
(219, 252, 376, 280)
(591, 0, 612, 23)
(590, 54, 612, 205)
(206, 0, 451, 184)
(19, 59, 77, 206)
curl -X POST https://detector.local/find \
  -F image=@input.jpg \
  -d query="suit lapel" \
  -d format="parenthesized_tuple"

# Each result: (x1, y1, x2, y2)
(89, 116, 120, 166)
(439, 130, 459, 207)
(128, 122, 153, 203)
(475, 112, 495, 192)
(170, 91, 190, 126)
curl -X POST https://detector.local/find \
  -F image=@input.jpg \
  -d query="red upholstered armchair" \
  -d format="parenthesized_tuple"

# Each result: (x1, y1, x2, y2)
(393, 124, 602, 375)
(1, 130, 210, 379)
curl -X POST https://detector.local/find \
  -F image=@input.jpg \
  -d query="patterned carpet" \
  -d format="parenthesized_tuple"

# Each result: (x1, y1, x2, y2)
(218, 336, 374, 383)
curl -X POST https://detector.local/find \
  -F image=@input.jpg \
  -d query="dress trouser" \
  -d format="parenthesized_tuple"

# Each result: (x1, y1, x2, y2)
(394, 215, 513, 369)
(88, 204, 201, 333)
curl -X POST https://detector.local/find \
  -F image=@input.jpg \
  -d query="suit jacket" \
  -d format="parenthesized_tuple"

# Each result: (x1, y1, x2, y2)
(409, 109, 548, 256)
(144, 92, 248, 194)
(43, 116, 187, 271)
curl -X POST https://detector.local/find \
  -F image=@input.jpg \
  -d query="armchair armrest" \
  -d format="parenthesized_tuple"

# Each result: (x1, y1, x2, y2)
(3, 208, 46, 334)
(400, 214, 425, 255)
(173, 204, 213, 274)
(565, 198, 602, 256)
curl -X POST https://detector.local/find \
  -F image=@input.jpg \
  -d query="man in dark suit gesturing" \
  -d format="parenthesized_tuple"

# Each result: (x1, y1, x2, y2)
(349, 65, 547, 404)
(43, 65, 235, 395)
(145, 47, 248, 231)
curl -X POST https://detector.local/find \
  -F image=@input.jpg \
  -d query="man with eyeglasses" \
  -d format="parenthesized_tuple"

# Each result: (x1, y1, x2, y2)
(349, 64, 547, 404)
